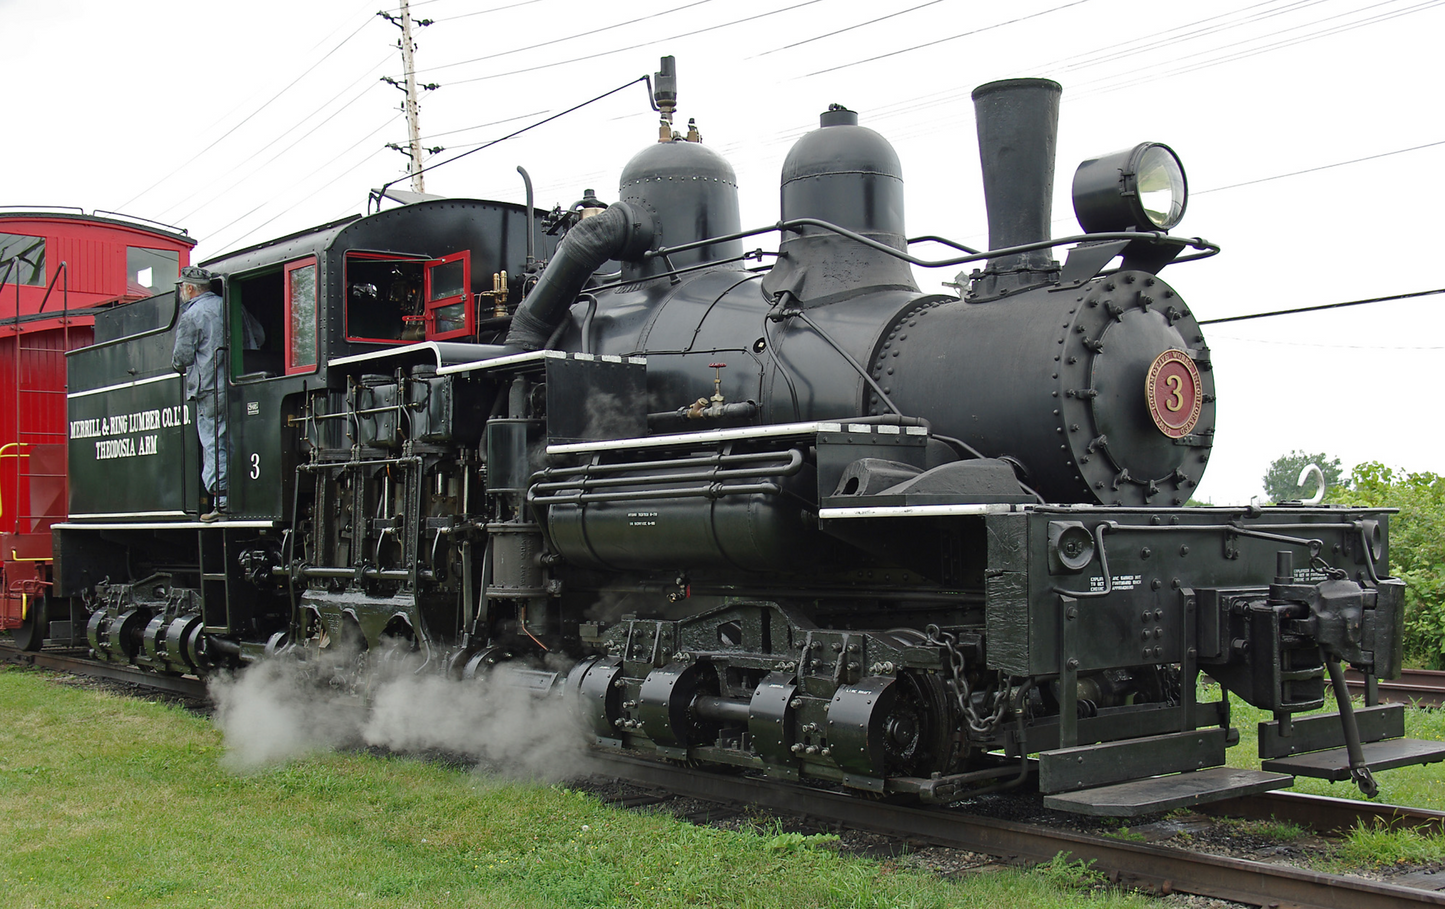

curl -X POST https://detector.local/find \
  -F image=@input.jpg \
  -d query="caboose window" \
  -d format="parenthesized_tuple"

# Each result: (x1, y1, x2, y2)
(126, 247, 179, 295)
(0, 232, 45, 286)
(285, 258, 318, 374)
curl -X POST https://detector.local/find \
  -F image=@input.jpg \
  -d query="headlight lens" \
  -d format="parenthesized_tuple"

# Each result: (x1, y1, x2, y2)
(1135, 145, 1186, 229)
(1073, 142, 1188, 233)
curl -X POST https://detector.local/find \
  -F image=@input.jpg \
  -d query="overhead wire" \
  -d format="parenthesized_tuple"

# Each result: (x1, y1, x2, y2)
(1037, 0, 1330, 77)
(1208, 335, 1445, 350)
(419, 0, 722, 74)
(1198, 288, 1445, 325)
(371, 75, 656, 200)
(1068, 0, 1445, 99)
(167, 73, 391, 223)
(119, 11, 384, 210)
(430, 0, 550, 21)
(423, 0, 718, 73)
(748, 0, 950, 57)
(801, 0, 1096, 77)
(441, 0, 827, 86)
(1195, 138, 1445, 195)
(415, 110, 550, 144)
(205, 115, 405, 253)
(757, 0, 1304, 126)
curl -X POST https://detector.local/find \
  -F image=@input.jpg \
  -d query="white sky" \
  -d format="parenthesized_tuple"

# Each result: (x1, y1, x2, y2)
(3, 0, 1441, 504)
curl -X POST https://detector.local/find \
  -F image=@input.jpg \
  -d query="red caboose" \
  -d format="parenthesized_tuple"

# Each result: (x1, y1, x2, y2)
(1, 208, 194, 648)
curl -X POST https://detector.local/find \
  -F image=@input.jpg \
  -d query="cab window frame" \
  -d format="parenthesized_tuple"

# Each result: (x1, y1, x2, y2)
(423, 250, 472, 341)
(283, 256, 319, 375)
(342, 249, 430, 344)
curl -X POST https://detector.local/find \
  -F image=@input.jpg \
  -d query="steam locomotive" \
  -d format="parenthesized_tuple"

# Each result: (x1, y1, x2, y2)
(52, 59, 1443, 815)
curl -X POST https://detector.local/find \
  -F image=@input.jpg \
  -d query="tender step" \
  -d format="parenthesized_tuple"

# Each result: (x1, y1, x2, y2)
(1043, 767, 1295, 817)
(1261, 738, 1445, 781)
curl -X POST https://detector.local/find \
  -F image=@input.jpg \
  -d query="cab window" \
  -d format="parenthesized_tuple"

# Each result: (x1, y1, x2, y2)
(285, 258, 318, 374)
(344, 251, 427, 342)
(424, 251, 472, 340)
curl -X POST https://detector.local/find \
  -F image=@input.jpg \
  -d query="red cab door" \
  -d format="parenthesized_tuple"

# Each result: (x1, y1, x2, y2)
(422, 251, 472, 340)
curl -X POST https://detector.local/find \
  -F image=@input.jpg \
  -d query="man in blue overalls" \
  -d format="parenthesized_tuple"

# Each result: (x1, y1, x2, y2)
(172, 266, 229, 521)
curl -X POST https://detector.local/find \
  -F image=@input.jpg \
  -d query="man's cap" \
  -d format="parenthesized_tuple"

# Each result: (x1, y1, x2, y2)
(178, 266, 213, 287)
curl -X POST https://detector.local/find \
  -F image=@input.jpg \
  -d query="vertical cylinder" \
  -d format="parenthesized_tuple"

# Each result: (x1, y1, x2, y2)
(971, 78, 1062, 277)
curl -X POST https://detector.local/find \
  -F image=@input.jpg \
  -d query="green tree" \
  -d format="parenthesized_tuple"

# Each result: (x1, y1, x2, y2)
(1333, 463, 1445, 669)
(1262, 451, 1345, 503)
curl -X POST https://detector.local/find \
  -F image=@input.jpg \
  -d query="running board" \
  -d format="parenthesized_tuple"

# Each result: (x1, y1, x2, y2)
(1043, 768, 1294, 817)
(1261, 738, 1445, 781)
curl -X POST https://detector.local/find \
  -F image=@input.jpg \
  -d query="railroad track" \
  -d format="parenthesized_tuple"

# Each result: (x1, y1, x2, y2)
(1346, 668, 1445, 709)
(1, 644, 209, 702)
(6, 642, 1444, 908)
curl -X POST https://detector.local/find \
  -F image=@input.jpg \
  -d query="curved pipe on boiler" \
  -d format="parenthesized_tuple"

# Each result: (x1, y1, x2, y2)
(504, 202, 654, 350)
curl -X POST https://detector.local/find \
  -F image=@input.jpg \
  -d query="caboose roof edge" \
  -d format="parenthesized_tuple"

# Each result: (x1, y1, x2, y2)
(0, 207, 194, 246)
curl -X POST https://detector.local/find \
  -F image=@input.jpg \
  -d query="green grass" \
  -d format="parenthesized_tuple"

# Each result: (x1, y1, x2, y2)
(0, 665, 1152, 909)
(1202, 677, 1445, 865)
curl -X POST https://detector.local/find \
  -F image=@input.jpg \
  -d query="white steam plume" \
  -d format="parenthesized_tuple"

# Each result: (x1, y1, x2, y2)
(209, 649, 588, 780)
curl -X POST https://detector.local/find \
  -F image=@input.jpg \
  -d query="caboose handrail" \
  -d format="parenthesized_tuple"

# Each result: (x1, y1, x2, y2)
(34, 260, 68, 313)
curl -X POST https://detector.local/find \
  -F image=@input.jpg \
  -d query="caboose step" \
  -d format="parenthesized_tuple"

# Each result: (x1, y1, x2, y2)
(1043, 768, 1294, 817)
(1260, 738, 1445, 781)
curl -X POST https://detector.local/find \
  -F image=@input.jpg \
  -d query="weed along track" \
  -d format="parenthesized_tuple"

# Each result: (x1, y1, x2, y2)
(580, 751, 1445, 909)
(6, 642, 1444, 908)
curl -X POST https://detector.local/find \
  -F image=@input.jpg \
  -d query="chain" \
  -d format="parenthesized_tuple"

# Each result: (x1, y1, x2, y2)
(925, 624, 1011, 737)
(1310, 555, 1349, 580)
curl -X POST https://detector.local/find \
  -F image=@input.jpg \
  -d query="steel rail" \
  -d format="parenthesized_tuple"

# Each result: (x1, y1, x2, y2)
(1203, 790, 1445, 836)
(0, 645, 209, 701)
(1346, 668, 1445, 709)
(585, 751, 1445, 909)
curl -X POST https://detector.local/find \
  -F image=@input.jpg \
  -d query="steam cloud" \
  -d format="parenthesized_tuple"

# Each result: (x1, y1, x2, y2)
(209, 648, 588, 779)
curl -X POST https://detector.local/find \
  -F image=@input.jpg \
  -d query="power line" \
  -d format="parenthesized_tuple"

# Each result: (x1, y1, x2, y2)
(170, 87, 389, 226)
(1068, 0, 1445, 99)
(1040, 0, 1329, 78)
(209, 144, 388, 255)
(423, 0, 720, 76)
(119, 15, 382, 210)
(1198, 287, 1445, 325)
(749, 0, 951, 57)
(802, 0, 1095, 77)
(371, 75, 655, 202)
(442, 0, 827, 87)
(205, 116, 403, 253)
(159, 61, 392, 222)
(1194, 138, 1445, 195)
(430, 0, 549, 21)
(1207, 335, 1444, 350)
(416, 110, 550, 143)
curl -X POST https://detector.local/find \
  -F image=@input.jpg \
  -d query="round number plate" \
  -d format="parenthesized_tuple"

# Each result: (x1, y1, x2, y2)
(1145, 349, 1202, 438)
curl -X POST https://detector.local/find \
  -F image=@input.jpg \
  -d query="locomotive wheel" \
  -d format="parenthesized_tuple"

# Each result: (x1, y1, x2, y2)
(887, 671, 955, 778)
(13, 595, 46, 651)
(827, 671, 955, 780)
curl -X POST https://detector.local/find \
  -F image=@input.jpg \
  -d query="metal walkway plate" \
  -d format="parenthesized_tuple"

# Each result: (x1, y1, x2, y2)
(1043, 768, 1295, 817)
(1261, 738, 1445, 781)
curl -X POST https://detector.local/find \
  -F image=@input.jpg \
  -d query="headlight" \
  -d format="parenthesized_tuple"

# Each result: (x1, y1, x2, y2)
(1072, 142, 1188, 233)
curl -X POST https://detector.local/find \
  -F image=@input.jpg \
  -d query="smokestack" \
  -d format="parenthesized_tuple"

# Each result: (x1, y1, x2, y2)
(970, 78, 1061, 299)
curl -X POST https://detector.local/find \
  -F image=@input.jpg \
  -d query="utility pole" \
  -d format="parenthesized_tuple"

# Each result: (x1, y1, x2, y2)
(379, 1, 441, 194)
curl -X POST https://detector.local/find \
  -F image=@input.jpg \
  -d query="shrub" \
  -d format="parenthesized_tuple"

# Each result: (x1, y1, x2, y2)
(1331, 462, 1445, 668)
